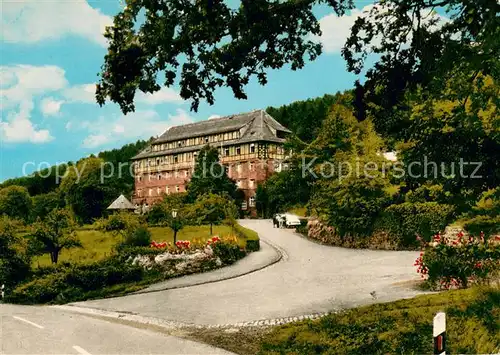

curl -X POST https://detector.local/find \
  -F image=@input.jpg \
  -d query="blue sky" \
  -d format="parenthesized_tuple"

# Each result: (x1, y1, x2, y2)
(1, 1, 377, 182)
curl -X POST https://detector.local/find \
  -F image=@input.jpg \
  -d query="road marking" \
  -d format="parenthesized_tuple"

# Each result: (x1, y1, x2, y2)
(73, 345, 92, 355)
(12, 316, 44, 329)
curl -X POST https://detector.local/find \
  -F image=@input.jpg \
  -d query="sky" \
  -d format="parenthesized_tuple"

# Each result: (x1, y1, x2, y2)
(0, 0, 377, 182)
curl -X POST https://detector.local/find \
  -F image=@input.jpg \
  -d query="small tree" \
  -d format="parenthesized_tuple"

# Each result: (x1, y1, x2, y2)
(0, 185, 32, 222)
(0, 216, 30, 287)
(30, 209, 81, 264)
(186, 146, 238, 202)
(193, 193, 235, 235)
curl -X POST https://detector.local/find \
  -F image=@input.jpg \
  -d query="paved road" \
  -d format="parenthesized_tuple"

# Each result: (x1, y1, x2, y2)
(0, 304, 231, 354)
(74, 220, 424, 325)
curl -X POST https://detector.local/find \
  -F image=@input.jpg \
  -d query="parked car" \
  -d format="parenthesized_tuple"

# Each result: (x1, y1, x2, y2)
(283, 213, 302, 228)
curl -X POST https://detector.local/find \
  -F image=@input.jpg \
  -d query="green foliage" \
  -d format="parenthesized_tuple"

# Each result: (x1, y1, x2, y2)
(6, 258, 144, 304)
(416, 233, 500, 289)
(186, 146, 238, 202)
(0, 164, 69, 196)
(234, 224, 260, 251)
(0, 185, 32, 221)
(463, 215, 500, 237)
(259, 288, 500, 354)
(59, 157, 118, 223)
(378, 202, 456, 247)
(266, 93, 342, 142)
(123, 225, 152, 247)
(0, 217, 31, 287)
(146, 193, 187, 225)
(405, 184, 450, 204)
(96, 1, 353, 113)
(312, 175, 393, 238)
(212, 242, 245, 265)
(100, 212, 141, 234)
(31, 191, 65, 221)
(190, 193, 237, 233)
(29, 209, 82, 264)
(472, 187, 500, 217)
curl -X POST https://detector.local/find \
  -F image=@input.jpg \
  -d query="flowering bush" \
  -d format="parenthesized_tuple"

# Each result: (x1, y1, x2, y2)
(415, 231, 500, 289)
(175, 240, 191, 249)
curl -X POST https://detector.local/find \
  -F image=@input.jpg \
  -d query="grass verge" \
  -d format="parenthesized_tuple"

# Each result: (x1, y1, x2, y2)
(184, 287, 499, 354)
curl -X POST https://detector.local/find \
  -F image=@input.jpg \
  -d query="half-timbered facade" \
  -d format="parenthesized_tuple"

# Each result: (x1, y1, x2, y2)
(131, 110, 291, 210)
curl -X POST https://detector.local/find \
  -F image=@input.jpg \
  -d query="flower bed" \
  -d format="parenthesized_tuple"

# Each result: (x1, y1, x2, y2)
(415, 231, 500, 289)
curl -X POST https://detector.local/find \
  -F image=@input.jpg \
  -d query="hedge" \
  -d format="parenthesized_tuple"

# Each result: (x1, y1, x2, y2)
(234, 224, 260, 251)
(377, 202, 456, 247)
(463, 215, 500, 237)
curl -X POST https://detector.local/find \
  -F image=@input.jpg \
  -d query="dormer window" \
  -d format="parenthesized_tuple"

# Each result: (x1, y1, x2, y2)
(224, 148, 230, 156)
(236, 147, 241, 155)
(205, 137, 209, 143)
(178, 141, 182, 147)
(250, 144, 256, 153)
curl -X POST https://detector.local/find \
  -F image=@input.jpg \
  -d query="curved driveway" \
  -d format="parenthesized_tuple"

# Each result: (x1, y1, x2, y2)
(73, 220, 424, 325)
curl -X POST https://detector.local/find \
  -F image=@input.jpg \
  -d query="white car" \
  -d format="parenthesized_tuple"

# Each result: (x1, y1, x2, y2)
(283, 213, 302, 228)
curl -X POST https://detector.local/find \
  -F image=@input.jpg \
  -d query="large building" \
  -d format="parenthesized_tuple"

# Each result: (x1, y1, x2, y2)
(131, 110, 291, 210)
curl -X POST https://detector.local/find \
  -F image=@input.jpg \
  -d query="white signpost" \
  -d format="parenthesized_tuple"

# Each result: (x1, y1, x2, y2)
(433, 312, 446, 355)
(1, 284, 4, 300)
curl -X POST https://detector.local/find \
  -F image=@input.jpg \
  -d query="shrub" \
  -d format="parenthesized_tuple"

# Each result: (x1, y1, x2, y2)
(405, 184, 450, 203)
(0, 216, 31, 288)
(6, 257, 144, 304)
(123, 226, 152, 247)
(234, 224, 260, 251)
(472, 187, 500, 217)
(377, 202, 456, 247)
(311, 176, 393, 238)
(415, 231, 500, 289)
(463, 215, 500, 237)
(212, 242, 245, 265)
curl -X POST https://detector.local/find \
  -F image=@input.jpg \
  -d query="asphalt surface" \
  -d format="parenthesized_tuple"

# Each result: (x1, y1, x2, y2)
(0, 304, 231, 354)
(73, 220, 424, 325)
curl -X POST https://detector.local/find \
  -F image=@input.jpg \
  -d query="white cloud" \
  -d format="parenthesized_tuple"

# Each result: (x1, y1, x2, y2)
(317, 4, 449, 54)
(62, 83, 96, 104)
(137, 87, 184, 105)
(80, 109, 195, 148)
(0, 101, 53, 143)
(1, 0, 112, 46)
(65, 122, 73, 131)
(40, 97, 64, 117)
(1, 65, 68, 110)
(82, 134, 109, 148)
(0, 65, 67, 143)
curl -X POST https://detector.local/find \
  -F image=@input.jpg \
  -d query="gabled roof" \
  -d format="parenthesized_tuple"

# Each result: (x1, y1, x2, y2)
(132, 110, 291, 160)
(107, 194, 135, 210)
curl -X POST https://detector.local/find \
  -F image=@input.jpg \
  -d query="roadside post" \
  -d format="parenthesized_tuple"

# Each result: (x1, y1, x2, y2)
(433, 312, 446, 355)
(1, 284, 4, 301)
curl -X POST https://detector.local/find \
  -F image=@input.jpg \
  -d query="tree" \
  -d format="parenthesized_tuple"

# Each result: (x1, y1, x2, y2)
(96, 0, 354, 113)
(30, 209, 81, 264)
(59, 157, 120, 223)
(31, 191, 65, 221)
(192, 193, 235, 235)
(186, 145, 238, 202)
(0, 217, 30, 287)
(0, 185, 32, 221)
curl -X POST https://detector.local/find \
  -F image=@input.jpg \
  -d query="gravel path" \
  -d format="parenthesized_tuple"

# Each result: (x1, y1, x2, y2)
(72, 220, 424, 326)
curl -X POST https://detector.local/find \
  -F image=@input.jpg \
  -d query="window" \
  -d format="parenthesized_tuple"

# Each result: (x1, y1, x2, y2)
(174, 170, 179, 178)
(148, 188, 152, 196)
(148, 174, 152, 181)
(241, 201, 248, 210)
(205, 137, 209, 143)
(236, 180, 242, 188)
(175, 185, 180, 192)
(249, 196, 256, 207)
(236, 147, 241, 155)
(138, 175, 142, 182)
(156, 158, 160, 165)
(249, 179, 255, 188)
(185, 170, 189, 177)
(249, 162, 254, 171)
(158, 174, 162, 180)
(174, 155, 178, 163)
(157, 187, 161, 195)
(166, 186, 170, 194)
(250, 144, 256, 153)
(276, 163, 282, 173)
(237, 163, 242, 173)
(224, 148, 230, 156)
(137, 189, 142, 197)
(178, 141, 182, 147)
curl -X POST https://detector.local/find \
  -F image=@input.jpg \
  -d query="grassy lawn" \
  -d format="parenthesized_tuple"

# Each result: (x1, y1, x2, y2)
(187, 287, 500, 355)
(33, 224, 249, 267)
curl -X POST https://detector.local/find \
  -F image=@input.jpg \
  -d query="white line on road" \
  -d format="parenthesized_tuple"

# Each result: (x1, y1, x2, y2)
(12, 316, 44, 329)
(73, 345, 92, 355)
